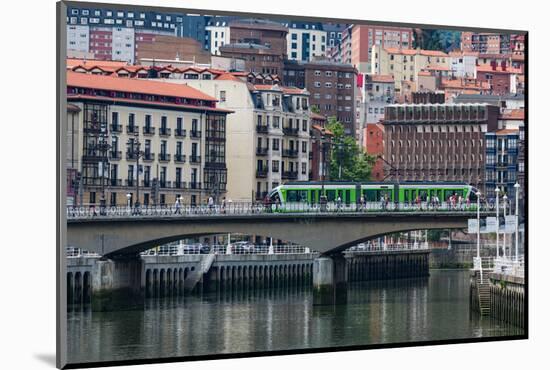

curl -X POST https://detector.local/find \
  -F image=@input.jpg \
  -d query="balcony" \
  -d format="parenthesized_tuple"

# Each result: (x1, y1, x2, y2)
(110, 151, 122, 160)
(158, 153, 171, 162)
(256, 168, 268, 178)
(126, 151, 137, 161)
(174, 154, 186, 163)
(142, 152, 155, 162)
(283, 127, 299, 136)
(125, 179, 135, 187)
(189, 155, 201, 164)
(173, 181, 186, 189)
(189, 182, 202, 190)
(174, 128, 187, 138)
(142, 126, 155, 135)
(282, 171, 298, 180)
(256, 125, 268, 134)
(159, 127, 172, 137)
(126, 125, 139, 134)
(256, 147, 269, 156)
(110, 179, 122, 187)
(110, 124, 122, 133)
(282, 149, 298, 158)
(159, 180, 171, 189)
(141, 179, 151, 187)
(190, 130, 202, 139)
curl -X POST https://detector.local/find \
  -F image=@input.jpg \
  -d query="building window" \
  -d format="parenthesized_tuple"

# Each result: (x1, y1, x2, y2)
(302, 162, 307, 174)
(302, 141, 307, 153)
(220, 90, 226, 102)
(272, 160, 280, 172)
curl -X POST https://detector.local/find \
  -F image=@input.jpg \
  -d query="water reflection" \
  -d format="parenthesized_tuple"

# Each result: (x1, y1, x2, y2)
(67, 270, 523, 364)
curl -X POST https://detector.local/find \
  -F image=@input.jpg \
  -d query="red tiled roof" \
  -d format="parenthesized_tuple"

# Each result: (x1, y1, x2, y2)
(384, 48, 447, 57)
(477, 65, 523, 74)
(281, 87, 309, 95)
(252, 84, 281, 91)
(369, 74, 394, 83)
(418, 71, 432, 77)
(67, 71, 218, 101)
(425, 64, 450, 71)
(441, 78, 490, 90)
(419, 50, 448, 57)
(310, 112, 327, 121)
(499, 109, 524, 120)
(215, 73, 244, 82)
(311, 124, 333, 135)
(68, 94, 233, 113)
(495, 129, 519, 135)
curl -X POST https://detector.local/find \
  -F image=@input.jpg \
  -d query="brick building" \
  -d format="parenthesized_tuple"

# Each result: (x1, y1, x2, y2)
(382, 103, 500, 192)
(283, 60, 357, 136)
(363, 123, 385, 181)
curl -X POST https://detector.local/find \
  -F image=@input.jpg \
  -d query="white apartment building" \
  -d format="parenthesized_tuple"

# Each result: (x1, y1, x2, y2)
(67, 25, 89, 54)
(287, 28, 327, 62)
(206, 23, 231, 56)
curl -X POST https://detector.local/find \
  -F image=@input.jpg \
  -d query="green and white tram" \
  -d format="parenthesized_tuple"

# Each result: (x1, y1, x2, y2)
(267, 181, 479, 211)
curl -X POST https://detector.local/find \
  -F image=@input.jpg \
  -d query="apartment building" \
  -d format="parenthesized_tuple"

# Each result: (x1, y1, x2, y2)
(185, 76, 311, 202)
(382, 103, 500, 192)
(66, 71, 232, 207)
(371, 46, 450, 92)
(285, 22, 327, 62)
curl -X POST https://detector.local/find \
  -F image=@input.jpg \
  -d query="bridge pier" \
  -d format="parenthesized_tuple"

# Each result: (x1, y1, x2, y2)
(313, 253, 348, 305)
(91, 257, 144, 311)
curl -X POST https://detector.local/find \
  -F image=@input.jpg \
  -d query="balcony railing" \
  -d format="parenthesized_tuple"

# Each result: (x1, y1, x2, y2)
(159, 180, 171, 189)
(256, 168, 268, 178)
(256, 125, 268, 134)
(159, 127, 171, 136)
(110, 179, 122, 187)
(126, 152, 137, 160)
(110, 151, 122, 160)
(190, 155, 201, 164)
(190, 130, 202, 139)
(173, 181, 186, 189)
(282, 149, 298, 158)
(283, 127, 299, 136)
(142, 152, 155, 161)
(174, 154, 186, 163)
(256, 147, 269, 156)
(143, 126, 155, 135)
(158, 153, 171, 162)
(282, 171, 298, 180)
(189, 182, 202, 190)
(174, 129, 187, 138)
(125, 179, 135, 187)
(141, 179, 151, 187)
(126, 125, 139, 134)
(110, 124, 122, 133)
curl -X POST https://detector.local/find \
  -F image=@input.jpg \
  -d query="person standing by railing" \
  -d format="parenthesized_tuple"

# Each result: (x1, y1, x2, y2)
(174, 196, 182, 215)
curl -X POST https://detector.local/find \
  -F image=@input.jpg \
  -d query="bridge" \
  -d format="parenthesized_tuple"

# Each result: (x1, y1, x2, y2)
(65, 203, 491, 306)
(66, 202, 490, 258)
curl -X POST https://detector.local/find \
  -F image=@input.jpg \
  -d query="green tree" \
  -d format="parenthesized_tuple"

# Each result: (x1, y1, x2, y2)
(311, 105, 321, 114)
(413, 29, 461, 52)
(325, 117, 376, 181)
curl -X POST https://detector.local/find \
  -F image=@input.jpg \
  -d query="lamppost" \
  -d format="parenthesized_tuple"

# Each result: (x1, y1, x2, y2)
(503, 194, 508, 258)
(96, 136, 111, 216)
(320, 129, 328, 211)
(126, 192, 131, 210)
(495, 187, 500, 258)
(514, 182, 520, 262)
(127, 132, 144, 214)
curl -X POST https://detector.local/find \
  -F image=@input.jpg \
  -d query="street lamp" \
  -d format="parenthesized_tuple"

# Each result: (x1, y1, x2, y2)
(503, 194, 508, 258)
(495, 187, 500, 258)
(126, 192, 132, 210)
(127, 132, 144, 214)
(514, 182, 520, 262)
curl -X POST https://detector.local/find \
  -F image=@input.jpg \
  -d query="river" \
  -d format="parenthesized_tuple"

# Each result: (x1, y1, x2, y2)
(67, 269, 522, 364)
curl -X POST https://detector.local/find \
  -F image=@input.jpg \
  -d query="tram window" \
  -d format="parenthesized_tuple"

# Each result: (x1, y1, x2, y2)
(287, 190, 308, 202)
(444, 190, 454, 200)
(364, 189, 376, 201)
(419, 190, 428, 201)
(404, 190, 410, 202)
(327, 190, 336, 201)
(345, 190, 351, 205)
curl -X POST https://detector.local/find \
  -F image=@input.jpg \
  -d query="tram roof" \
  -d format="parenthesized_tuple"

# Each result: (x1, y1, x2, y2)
(281, 181, 472, 186)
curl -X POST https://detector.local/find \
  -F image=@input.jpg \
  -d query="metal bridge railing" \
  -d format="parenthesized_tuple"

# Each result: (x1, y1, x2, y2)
(345, 243, 430, 253)
(66, 247, 100, 258)
(140, 244, 316, 256)
(66, 201, 491, 220)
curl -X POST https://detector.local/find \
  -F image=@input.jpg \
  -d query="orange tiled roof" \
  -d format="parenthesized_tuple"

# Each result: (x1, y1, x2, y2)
(495, 129, 519, 135)
(281, 87, 309, 95)
(477, 64, 523, 74)
(215, 73, 244, 82)
(310, 112, 327, 121)
(425, 64, 450, 71)
(499, 109, 524, 120)
(311, 124, 333, 135)
(369, 74, 394, 83)
(384, 48, 447, 57)
(67, 71, 218, 101)
(418, 71, 432, 77)
(441, 78, 490, 90)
